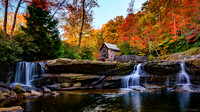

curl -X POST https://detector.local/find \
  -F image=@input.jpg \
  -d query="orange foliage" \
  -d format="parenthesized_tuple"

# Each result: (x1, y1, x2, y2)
(1, 12, 26, 35)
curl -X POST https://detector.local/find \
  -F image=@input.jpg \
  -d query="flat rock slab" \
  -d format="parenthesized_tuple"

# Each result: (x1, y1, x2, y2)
(46, 58, 133, 75)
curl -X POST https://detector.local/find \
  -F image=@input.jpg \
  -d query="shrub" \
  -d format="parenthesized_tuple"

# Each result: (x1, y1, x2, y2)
(62, 43, 81, 59)
(78, 46, 94, 60)
(0, 38, 23, 64)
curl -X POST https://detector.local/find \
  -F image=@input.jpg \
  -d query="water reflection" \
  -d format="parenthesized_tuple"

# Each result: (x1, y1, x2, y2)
(1, 90, 200, 112)
(123, 92, 141, 112)
(178, 92, 190, 111)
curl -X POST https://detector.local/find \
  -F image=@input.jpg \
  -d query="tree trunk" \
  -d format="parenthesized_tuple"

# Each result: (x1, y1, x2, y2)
(51, 0, 66, 19)
(78, 0, 85, 47)
(3, 0, 9, 38)
(10, 0, 22, 40)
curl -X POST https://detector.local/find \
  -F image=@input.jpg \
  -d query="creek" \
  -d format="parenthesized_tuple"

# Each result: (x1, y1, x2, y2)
(1, 89, 200, 112)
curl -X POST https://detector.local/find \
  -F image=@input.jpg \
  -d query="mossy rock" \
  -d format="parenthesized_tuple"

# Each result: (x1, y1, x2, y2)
(13, 84, 26, 94)
(160, 47, 200, 61)
(185, 59, 200, 75)
(181, 47, 200, 56)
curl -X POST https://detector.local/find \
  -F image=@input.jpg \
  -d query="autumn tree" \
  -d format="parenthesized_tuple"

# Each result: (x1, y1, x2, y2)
(101, 16, 124, 45)
(62, 0, 99, 47)
(0, 0, 66, 39)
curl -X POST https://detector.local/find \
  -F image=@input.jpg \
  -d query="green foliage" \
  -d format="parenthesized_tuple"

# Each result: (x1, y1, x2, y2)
(118, 41, 141, 55)
(21, 2, 62, 61)
(165, 34, 200, 54)
(78, 46, 94, 60)
(148, 55, 154, 61)
(118, 41, 132, 55)
(0, 30, 3, 39)
(14, 33, 40, 61)
(0, 38, 23, 64)
(62, 43, 81, 59)
(62, 43, 94, 60)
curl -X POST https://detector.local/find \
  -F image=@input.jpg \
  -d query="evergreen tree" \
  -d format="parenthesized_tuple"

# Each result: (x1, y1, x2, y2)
(21, 0, 62, 61)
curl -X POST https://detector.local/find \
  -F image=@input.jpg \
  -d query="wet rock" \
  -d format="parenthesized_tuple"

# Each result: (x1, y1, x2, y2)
(143, 61, 180, 76)
(31, 90, 42, 96)
(142, 84, 167, 92)
(0, 91, 5, 100)
(3, 89, 10, 97)
(20, 93, 31, 98)
(21, 86, 40, 92)
(0, 106, 23, 112)
(185, 59, 200, 75)
(9, 91, 17, 98)
(46, 84, 61, 90)
(0, 87, 7, 93)
(13, 84, 26, 94)
(60, 83, 71, 88)
(131, 86, 146, 92)
(42, 86, 51, 93)
(46, 58, 133, 75)
(73, 82, 81, 87)
(0, 82, 12, 90)
(51, 91, 59, 96)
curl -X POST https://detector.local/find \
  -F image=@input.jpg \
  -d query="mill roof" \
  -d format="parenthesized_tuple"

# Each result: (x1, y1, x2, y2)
(101, 43, 120, 52)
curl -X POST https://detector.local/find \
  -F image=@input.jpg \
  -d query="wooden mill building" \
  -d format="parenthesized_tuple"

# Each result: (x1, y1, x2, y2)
(100, 43, 120, 61)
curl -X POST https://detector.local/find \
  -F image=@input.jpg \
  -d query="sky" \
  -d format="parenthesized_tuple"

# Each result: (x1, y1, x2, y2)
(93, 0, 147, 29)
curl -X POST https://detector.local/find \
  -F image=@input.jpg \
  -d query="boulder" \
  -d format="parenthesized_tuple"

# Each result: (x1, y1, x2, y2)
(42, 86, 51, 93)
(9, 91, 17, 98)
(185, 58, 200, 75)
(13, 84, 26, 94)
(0, 91, 5, 100)
(21, 85, 40, 92)
(3, 89, 10, 97)
(30, 90, 42, 96)
(46, 58, 133, 76)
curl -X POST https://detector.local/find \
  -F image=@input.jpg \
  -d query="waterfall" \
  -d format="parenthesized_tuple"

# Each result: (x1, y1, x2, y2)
(177, 63, 190, 85)
(13, 61, 45, 86)
(176, 62, 191, 90)
(121, 64, 142, 88)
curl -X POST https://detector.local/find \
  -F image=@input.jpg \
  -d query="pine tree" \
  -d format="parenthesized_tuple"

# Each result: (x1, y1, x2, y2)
(21, 0, 62, 61)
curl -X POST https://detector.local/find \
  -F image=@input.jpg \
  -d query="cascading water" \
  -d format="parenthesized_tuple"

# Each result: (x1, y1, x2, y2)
(12, 61, 45, 86)
(121, 64, 142, 88)
(176, 62, 191, 90)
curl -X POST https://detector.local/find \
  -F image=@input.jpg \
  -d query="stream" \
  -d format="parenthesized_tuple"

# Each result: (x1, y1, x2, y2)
(1, 89, 200, 112)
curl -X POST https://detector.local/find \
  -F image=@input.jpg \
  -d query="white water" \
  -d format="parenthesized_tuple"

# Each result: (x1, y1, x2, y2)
(121, 64, 142, 88)
(12, 61, 45, 86)
(176, 62, 191, 90)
